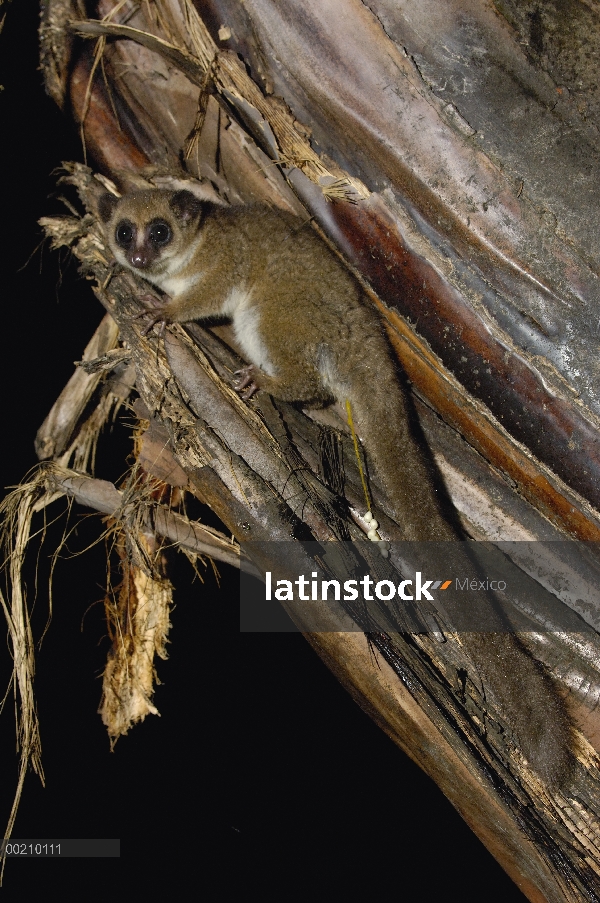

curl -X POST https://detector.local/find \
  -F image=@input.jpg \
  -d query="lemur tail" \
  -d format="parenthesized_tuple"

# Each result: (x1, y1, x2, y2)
(335, 342, 574, 788)
(467, 631, 574, 787)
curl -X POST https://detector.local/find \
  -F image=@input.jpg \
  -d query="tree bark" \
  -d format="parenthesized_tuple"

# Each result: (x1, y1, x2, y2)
(33, 2, 600, 899)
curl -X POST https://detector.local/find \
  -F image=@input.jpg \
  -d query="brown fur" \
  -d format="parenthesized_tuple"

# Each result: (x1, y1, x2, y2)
(100, 189, 575, 787)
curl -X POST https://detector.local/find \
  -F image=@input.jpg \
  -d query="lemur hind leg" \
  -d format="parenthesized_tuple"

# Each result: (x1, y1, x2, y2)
(234, 363, 331, 405)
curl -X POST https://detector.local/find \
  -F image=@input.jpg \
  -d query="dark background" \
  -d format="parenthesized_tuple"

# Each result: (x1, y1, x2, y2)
(0, 2, 526, 898)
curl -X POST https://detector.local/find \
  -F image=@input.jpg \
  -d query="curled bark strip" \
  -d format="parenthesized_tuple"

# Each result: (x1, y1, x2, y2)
(99, 530, 173, 742)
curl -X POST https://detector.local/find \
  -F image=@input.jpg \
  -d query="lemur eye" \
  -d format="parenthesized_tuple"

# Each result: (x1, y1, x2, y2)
(115, 221, 134, 246)
(148, 221, 172, 245)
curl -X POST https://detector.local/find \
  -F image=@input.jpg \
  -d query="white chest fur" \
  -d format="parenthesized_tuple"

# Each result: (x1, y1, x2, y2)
(223, 287, 275, 376)
(156, 271, 201, 297)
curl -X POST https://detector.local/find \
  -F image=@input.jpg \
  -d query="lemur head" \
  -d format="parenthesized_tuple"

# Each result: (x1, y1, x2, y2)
(98, 189, 206, 277)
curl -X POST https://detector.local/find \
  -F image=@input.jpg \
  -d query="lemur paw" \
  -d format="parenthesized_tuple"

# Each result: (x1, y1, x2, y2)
(138, 292, 167, 310)
(234, 366, 259, 400)
(131, 294, 171, 336)
(132, 309, 171, 337)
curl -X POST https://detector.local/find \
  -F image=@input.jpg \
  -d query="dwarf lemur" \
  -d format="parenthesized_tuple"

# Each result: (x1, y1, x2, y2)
(99, 188, 574, 787)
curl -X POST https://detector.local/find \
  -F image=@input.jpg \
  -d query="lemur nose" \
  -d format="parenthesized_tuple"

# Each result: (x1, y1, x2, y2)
(131, 252, 149, 268)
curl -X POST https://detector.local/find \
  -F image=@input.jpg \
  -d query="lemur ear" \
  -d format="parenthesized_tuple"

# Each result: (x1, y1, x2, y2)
(169, 190, 204, 223)
(98, 192, 119, 223)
